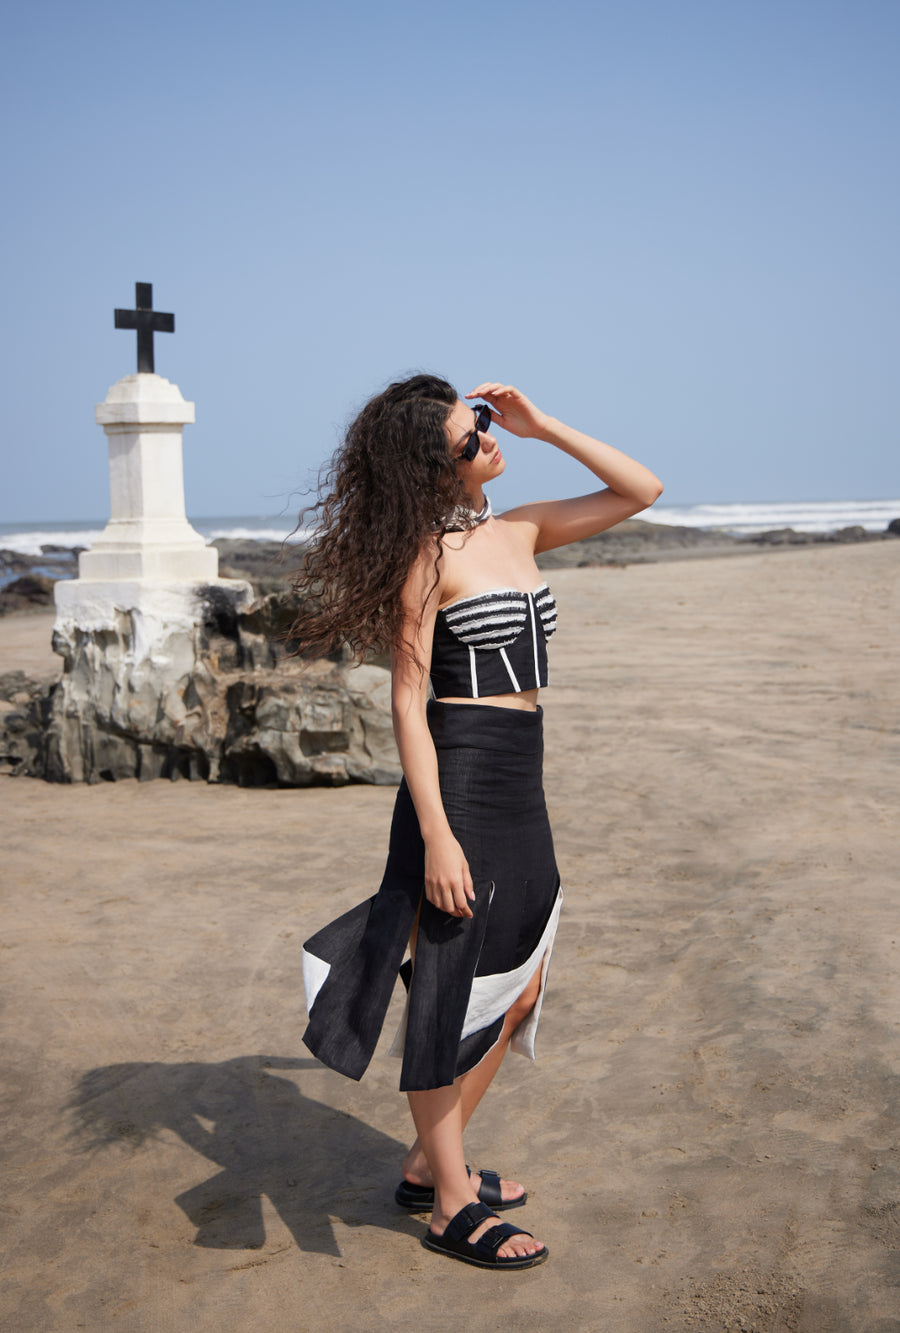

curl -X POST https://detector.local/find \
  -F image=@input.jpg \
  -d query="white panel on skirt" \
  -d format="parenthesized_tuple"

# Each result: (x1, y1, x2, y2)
(302, 947, 332, 1016)
(389, 886, 564, 1064)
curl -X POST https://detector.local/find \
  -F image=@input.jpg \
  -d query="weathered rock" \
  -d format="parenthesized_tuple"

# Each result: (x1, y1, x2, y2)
(744, 527, 816, 546)
(220, 660, 398, 787)
(0, 670, 44, 703)
(1, 549, 41, 576)
(0, 575, 56, 615)
(2, 588, 400, 788)
(1, 546, 82, 584)
(0, 671, 54, 777)
(215, 537, 304, 598)
(535, 520, 735, 568)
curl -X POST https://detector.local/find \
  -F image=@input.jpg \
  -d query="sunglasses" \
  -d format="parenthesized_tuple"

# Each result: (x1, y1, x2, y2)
(457, 403, 492, 462)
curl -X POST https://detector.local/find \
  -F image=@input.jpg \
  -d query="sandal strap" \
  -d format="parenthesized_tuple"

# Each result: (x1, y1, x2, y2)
(444, 1201, 497, 1244)
(475, 1168, 503, 1207)
(475, 1222, 535, 1257)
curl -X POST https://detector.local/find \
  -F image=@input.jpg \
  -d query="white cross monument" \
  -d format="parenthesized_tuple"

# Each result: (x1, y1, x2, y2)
(50, 284, 254, 781)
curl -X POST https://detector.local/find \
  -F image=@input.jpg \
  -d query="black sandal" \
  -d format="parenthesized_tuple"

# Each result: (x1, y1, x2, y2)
(422, 1201, 548, 1270)
(395, 1167, 527, 1211)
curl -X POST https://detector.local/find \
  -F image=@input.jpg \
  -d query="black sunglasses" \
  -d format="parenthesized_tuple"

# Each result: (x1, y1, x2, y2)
(458, 403, 492, 462)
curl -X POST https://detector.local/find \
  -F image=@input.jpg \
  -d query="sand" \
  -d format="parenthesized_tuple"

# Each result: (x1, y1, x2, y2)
(1, 543, 898, 1333)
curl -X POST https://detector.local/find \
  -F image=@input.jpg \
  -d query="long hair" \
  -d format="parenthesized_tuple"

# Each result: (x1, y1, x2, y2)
(288, 373, 469, 663)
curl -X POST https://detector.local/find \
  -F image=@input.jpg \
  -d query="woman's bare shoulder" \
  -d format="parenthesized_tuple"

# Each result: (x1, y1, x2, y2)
(494, 508, 541, 551)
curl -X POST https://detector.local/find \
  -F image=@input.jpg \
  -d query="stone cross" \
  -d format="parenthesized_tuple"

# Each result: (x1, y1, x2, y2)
(114, 282, 174, 374)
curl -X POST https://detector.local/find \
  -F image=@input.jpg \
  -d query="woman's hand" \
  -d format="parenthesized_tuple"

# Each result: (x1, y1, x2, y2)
(465, 383, 550, 441)
(424, 830, 476, 919)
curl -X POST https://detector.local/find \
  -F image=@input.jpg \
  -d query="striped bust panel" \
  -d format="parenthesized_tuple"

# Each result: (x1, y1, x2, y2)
(533, 585, 558, 640)
(441, 584, 558, 650)
(442, 591, 529, 649)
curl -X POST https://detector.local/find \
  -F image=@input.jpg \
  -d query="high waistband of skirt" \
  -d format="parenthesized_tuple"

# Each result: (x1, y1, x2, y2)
(427, 698, 544, 755)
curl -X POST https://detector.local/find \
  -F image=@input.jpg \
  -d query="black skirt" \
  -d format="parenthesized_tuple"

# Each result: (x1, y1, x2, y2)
(301, 700, 562, 1091)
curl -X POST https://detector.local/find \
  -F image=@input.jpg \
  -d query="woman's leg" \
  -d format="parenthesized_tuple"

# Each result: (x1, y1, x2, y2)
(407, 1074, 545, 1259)
(458, 962, 544, 1123)
(402, 961, 545, 1202)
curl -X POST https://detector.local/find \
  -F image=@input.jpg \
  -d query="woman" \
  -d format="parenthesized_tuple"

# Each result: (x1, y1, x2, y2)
(294, 375, 662, 1269)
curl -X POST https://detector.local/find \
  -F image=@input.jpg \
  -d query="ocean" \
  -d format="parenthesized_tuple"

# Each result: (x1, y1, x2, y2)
(645, 498, 900, 534)
(1, 499, 898, 559)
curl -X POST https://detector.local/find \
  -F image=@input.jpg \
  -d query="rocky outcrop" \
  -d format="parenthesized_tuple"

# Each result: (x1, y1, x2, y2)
(0, 575, 56, 614)
(1, 586, 400, 787)
(220, 661, 398, 786)
(1, 546, 82, 615)
(214, 537, 301, 598)
(535, 518, 900, 567)
(211, 519, 900, 580)
(0, 671, 54, 778)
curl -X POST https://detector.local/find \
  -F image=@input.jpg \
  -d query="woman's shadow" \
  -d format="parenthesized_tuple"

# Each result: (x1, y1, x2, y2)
(68, 1055, 418, 1256)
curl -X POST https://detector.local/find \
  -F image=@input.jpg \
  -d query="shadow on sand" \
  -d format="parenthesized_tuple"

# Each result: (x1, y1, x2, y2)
(68, 1055, 418, 1256)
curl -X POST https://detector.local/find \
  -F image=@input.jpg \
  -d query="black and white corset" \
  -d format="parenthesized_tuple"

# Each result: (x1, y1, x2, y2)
(429, 583, 558, 699)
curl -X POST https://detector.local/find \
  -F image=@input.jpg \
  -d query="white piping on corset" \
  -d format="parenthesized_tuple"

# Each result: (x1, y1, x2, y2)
(528, 592, 540, 684)
(499, 646, 521, 692)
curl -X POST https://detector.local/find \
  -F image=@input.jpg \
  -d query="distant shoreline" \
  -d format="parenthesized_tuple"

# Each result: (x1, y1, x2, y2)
(1, 517, 898, 614)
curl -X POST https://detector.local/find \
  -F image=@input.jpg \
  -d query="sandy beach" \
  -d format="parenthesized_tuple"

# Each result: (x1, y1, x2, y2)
(2, 542, 898, 1333)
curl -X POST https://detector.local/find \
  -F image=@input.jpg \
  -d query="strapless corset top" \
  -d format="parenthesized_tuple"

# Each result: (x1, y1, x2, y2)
(430, 583, 558, 699)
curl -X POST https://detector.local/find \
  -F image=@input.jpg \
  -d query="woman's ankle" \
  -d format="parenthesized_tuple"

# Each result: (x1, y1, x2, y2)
(402, 1145, 431, 1184)
(430, 1186, 481, 1232)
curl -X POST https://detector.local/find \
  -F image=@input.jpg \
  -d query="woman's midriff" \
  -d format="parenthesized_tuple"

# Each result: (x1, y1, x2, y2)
(434, 690, 540, 712)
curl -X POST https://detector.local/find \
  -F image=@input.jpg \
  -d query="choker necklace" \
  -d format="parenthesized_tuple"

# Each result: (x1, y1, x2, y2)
(443, 496, 492, 532)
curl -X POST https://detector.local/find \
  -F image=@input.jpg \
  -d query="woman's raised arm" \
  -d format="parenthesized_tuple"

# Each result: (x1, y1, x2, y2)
(390, 546, 475, 919)
(466, 382, 663, 553)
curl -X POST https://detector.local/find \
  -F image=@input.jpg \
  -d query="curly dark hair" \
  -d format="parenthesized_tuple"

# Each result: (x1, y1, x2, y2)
(287, 373, 471, 663)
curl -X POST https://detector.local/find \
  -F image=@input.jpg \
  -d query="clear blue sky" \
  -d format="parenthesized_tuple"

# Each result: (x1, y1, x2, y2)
(2, 0, 898, 524)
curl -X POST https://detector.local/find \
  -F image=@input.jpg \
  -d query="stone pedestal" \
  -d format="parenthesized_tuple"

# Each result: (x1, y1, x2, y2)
(72, 373, 216, 582)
